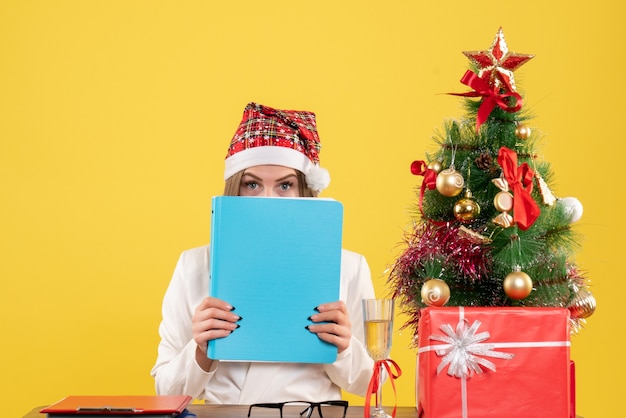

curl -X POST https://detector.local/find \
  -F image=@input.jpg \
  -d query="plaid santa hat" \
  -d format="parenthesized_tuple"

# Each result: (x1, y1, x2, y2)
(224, 102, 330, 193)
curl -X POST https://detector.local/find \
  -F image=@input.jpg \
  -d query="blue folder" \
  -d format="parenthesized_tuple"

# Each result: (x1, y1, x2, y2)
(208, 196, 344, 363)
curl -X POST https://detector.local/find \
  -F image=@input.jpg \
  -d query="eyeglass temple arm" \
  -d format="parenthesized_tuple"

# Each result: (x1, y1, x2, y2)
(248, 403, 285, 418)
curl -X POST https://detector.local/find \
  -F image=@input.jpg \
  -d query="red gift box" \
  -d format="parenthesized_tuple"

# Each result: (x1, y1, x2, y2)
(417, 307, 571, 418)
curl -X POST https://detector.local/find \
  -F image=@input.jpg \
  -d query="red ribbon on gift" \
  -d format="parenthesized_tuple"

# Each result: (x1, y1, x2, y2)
(449, 70, 523, 132)
(410, 160, 445, 225)
(497, 147, 540, 230)
(364, 359, 402, 418)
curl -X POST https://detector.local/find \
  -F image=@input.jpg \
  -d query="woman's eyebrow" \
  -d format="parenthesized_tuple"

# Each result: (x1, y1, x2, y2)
(241, 173, 262, 181)
(241, 173, 298, 182)
(275, 173, 298, 182)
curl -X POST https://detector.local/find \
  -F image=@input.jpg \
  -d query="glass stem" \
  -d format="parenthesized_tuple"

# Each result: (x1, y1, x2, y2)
(376, 362, 383, 413)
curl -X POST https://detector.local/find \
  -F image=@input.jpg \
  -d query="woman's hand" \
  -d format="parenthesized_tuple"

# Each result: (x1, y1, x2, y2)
(307, 301, 352, 353)
(192, 297, 240, 370)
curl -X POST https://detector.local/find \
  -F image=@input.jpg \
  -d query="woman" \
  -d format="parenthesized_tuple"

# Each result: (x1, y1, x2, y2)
(151, 103, 376, 404)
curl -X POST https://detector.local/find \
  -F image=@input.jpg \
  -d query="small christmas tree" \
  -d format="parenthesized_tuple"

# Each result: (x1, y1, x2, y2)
(389, 28, 595, 342)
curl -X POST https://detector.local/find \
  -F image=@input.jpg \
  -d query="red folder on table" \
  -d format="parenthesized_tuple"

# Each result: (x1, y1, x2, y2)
(40, 395, 192, 417)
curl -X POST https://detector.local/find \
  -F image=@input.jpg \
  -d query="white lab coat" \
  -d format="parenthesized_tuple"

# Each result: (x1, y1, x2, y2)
(151, 245, 376, 403)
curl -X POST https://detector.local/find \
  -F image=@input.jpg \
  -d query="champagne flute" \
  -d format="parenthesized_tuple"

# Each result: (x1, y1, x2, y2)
(362, 299, 394, 418)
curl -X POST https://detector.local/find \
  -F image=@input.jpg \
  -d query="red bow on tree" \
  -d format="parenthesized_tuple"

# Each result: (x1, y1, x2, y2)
(497, 147, 540, 230)
(450, 70, 523, 132)
(410, 160, 437, 188)
(410, 160, 443, 225)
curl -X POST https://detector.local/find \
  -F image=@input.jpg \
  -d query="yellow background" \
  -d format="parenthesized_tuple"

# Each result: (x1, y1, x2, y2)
(1, 1, 623, 417)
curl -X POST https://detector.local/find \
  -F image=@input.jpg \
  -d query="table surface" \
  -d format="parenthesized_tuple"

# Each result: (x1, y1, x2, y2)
(24, 404, 415, 418)
(23, 403, 584, 418)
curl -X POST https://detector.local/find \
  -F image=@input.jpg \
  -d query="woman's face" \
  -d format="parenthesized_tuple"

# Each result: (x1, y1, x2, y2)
(239, 165, 301, 197)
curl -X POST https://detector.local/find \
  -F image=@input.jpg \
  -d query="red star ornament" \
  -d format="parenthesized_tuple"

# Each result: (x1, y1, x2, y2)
(462, 27, 534, 93)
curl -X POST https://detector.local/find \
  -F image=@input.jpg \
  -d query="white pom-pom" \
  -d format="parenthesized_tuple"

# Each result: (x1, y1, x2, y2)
(559, 197, 584, 223)
(305, 165, 330, 193)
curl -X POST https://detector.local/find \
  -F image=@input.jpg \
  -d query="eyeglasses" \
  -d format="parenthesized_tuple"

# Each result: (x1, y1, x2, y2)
(247, 401, 348, 418)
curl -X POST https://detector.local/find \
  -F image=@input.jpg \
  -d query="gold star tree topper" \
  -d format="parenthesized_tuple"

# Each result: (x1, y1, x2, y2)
(463, 27, 534, 93)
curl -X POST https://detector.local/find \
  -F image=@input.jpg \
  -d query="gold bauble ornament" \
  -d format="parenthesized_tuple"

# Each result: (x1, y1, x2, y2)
(515, 124, 531, 140)
(503, 267, 533, 299)
(427, 160, 443, 174)
(421, 279, 451, 307)
(453, 191, 481, 223)
(568, 287, 596, 319)
(435, 168, 464, 197)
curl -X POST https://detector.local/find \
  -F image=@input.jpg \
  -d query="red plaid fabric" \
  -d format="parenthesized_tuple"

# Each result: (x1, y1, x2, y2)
(226, 102, 321, 165)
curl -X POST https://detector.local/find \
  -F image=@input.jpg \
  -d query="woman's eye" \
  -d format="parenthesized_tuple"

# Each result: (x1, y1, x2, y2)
(244, 182, 258, 190)
(279, 182, 293, 191)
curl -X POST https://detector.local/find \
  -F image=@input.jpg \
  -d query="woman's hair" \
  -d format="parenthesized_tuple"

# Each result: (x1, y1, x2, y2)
(223, 169, 316, 197)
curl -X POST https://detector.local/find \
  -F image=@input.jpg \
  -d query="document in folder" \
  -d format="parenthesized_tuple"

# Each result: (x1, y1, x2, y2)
(208, 196, 343, 363)
(40, 395, 192, 416)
